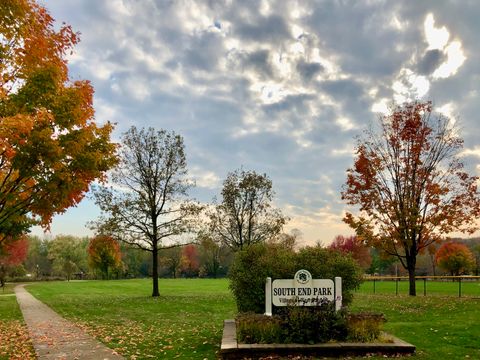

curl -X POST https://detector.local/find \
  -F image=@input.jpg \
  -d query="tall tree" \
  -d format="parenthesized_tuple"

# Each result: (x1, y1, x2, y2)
(435, 242, 475, 276)
(92, 127, 201, 297)
(209, 169, 287, 251)
(0, 0, 117, 245)
(87, 235, 122, 279)
(342, 101, 480, 295)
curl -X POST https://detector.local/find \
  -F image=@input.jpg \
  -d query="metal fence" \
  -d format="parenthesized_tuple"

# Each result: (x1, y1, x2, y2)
(362, 276, 480, 297)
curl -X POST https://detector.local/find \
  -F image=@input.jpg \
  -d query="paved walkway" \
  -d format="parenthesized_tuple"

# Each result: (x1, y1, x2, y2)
(14, 284, 124, 360)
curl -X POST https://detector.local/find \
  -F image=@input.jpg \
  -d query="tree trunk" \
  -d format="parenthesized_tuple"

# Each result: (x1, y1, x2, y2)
(407, 256, 416, 296)
(152, 245, 160, 297)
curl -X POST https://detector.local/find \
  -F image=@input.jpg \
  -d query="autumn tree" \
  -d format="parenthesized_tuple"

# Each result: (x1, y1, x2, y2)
(435, 242, 475, 276)
(180, 244, 199, 277)
(209, 169, 287, 251)
(87, 235, 122, 279)
(329, 235, 372, 270)
(0, 0, 117, 246)
(0, 236, 28, 287)
(92, 127, 202, 296)
(342, 101, 480, 295)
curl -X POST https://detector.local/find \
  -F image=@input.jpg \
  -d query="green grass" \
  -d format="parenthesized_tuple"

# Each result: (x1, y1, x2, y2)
(28, 279, 236, 359)
(351, 294, 480, 359)
(9, 279, 480, 359)
(0, 283, 23, 321)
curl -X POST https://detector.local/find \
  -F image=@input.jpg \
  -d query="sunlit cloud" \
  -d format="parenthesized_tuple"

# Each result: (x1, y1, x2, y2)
(432, 41, 466, 79)
(424, 13, 449, 50)
(392, 68, 430, 103)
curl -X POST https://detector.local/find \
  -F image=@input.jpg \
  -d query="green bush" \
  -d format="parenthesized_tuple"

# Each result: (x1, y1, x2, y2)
(236, 313, 283, 344)
(228, 242, 296, 313)
(279, 300, 348, 344)
(346, 312, 386, 342)
(229, 243, 363, 313)
(236, 300, 348, 344)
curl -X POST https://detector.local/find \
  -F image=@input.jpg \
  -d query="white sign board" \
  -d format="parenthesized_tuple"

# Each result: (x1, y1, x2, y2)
(265, 270, 342, 315)
(272, 270, 334, 306)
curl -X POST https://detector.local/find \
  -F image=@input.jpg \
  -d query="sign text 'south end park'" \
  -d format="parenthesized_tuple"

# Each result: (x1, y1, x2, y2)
(265, 270, 342, 316)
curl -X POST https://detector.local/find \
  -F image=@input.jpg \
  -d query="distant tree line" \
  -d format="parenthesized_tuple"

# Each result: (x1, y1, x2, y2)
(0, 233, 238, 284)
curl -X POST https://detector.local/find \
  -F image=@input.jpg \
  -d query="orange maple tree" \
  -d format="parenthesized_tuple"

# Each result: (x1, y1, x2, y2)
(342, 101, 480, 295)
(0, 0, 117, 245)
(87, 235, 122, 279)
(435, 242, 475, 276)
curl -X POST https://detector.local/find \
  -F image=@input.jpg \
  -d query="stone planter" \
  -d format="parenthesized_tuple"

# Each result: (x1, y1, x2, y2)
(220, 319, 415, 359)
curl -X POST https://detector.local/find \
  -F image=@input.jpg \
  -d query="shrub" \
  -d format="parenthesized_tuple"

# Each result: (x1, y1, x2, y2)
(236, 313, 283, 344)
(229, 243, 363, 313)
(228, 242, 296, 313)
(346, 312, 386, 342)
(236, 300, 348, 344)
(279, 300, 348, 344)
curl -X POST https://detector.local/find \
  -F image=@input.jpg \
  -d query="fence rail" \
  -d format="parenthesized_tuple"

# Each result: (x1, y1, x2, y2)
(362, 276, 480, 297)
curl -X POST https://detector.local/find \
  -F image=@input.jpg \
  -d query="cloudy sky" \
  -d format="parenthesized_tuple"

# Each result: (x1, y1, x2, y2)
(33, 0, 480, 245)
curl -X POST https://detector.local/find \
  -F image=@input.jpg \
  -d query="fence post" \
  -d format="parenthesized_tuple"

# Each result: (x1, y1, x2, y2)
(424, 278, 426, 296)
(458, 278, 462, 298)
(373, 278, 376, 294)
(395, 277, 398, 296)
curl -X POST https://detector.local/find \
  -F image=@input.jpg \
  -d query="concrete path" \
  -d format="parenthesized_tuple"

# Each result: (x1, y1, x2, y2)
(14, 284, 124, 360)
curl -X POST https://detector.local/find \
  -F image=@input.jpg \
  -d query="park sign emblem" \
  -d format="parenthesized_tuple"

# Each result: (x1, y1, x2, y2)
(264, 270, 342, 316)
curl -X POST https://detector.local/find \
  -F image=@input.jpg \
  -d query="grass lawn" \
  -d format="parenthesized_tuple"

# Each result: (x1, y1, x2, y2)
(0, 284, 35, 359)
(9, 278, 480, 359)
(28, 279, 236, 359)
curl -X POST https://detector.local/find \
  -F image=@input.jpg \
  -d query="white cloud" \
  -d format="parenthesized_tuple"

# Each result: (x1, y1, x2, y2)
(335, 117, 355, 131)
(432, 41, 466, 79)
(424, 13, 450, 51)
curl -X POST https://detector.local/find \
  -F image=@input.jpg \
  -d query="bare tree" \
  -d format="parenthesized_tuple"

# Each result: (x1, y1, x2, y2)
(208, 169, 287, 251)
(92, 127, 201, 297)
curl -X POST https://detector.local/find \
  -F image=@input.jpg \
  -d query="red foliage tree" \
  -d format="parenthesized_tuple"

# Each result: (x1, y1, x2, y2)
(342, 101, 480, 295)
(329, 235, 372, 270)
(87, 235, 122, 279)
(0, 236, 28, 286)
(180, 244, 199, 277)
(435, 242, 475, 276)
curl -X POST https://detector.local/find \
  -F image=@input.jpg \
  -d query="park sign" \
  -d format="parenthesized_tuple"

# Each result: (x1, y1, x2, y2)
(265, 270, 342, 316)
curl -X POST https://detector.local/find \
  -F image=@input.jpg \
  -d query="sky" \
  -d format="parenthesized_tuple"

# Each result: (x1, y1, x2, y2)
(32, 0, 480, 245)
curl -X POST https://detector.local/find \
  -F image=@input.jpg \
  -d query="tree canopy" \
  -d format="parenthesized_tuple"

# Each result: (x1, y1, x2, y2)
(435, 241, 475, 276)
(0, 0, 117, 245)
(342, 101, 480, 295)
(87, 235, 122, 279)
(208, 169, 287, 251)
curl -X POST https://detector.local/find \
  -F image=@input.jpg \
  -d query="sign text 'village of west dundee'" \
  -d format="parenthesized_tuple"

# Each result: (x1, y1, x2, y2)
(265, 270, 342, 316)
